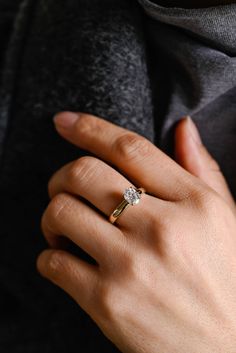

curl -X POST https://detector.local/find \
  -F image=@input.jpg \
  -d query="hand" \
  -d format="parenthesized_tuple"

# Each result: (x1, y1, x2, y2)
(37, 112, 236, 353)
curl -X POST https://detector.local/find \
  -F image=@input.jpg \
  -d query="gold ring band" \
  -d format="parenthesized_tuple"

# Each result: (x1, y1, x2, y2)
(109, 187, 146, 224)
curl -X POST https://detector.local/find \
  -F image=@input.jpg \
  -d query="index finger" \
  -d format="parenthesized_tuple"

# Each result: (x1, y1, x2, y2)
(53, 112, 199, 201)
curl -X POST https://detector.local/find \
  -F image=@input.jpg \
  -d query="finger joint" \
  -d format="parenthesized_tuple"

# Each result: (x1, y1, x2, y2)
(113, 133, 151, 162)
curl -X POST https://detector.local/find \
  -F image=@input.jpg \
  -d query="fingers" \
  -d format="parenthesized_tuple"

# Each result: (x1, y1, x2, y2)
(52, 112, 199, 201)
(36, 249, 98, 315)
(175, 117, 235, 209)
(47, 155, 164, 230)
(41, 192, 126, 264)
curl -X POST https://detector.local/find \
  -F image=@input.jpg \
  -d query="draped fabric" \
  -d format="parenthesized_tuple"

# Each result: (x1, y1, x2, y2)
(138, 0, 236, 197)
(0, 1, 152, 351)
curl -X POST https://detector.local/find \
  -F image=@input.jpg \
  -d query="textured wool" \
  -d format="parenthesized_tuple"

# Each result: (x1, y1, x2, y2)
(0, 0, 235, 352)
(0, 1, 152, 352)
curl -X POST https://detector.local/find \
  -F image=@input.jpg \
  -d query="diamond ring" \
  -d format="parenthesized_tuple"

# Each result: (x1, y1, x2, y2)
(109, 186, 146, 224)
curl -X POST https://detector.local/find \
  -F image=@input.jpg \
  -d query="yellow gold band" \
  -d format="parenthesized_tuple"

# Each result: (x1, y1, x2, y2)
(109, 187, 146, 224)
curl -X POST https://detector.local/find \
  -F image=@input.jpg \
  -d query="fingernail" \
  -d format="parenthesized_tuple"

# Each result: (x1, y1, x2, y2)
(186, 116, 202, 145)
(53, 112, 79, 130)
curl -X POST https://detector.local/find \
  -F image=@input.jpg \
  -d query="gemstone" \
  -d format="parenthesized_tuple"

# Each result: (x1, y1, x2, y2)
(124, 187, 141, 205)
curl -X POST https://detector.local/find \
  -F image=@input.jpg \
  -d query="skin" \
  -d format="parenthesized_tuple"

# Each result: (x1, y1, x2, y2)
(156, 0, 234, 7)
(36, 112, 236, 353)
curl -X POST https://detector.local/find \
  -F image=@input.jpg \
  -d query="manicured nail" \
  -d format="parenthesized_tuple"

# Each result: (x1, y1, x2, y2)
(186, 116, 202, 145)
(53, 112, 79, 130)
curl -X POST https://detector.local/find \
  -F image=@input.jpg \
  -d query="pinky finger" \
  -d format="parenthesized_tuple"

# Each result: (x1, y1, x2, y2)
(36, 249, 99, 315)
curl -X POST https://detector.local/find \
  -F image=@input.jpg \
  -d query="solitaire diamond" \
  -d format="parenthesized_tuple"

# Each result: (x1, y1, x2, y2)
(124, 187, 141, 205)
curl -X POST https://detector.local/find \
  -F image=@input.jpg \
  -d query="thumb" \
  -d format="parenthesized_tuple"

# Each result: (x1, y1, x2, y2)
(175, 116, 235, 208)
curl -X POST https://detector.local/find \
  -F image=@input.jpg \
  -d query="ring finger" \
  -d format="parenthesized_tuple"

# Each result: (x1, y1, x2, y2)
(47, 156, 166, 230)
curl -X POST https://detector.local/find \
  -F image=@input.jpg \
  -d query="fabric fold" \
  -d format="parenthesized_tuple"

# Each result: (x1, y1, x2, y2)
(0, 1, 153, 351)
(137, 0, 236, 196)
(138, 0, 236, 53)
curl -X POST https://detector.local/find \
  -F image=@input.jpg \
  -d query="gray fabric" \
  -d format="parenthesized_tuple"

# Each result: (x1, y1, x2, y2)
(0, 0, 151, 351)
(138, 0, 236, 198)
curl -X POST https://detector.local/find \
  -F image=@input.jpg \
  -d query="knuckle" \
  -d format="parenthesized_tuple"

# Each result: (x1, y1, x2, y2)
(149, 209, 171, 235)
(147, 208, 181, 253)
(40, 193, 73, 246)
(46, 251, 66, 280)
(75, 114, 97, 136)
(47, 192, 71, 224)
(151, 217, 171, 246)
(196, 190, 220, 216)
(113, 133, 151, 162)
(181, 182, 210, 206)
(116, 247, 136, 276)
(189, 186, 214, 209)
(182, 186, 221, 225)
(67, 156, 100, 190)
(149, 213, 164, 234)
(96, 283, 122, 321)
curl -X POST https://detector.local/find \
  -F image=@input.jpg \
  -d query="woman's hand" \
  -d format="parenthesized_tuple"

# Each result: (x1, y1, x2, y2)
(37, 112, 236, 353)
